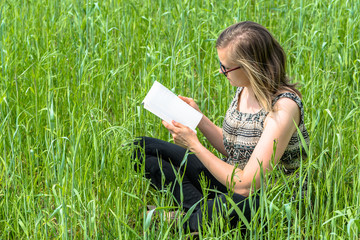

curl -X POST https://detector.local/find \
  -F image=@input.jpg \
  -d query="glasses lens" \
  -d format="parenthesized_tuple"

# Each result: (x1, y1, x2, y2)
(219, 62, 227, 76)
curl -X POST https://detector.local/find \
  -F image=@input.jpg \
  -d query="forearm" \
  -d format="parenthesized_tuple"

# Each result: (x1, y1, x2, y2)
(190, 143, 250, 196)
(165, 119, 251, 196)
(198, 115, 228, 156)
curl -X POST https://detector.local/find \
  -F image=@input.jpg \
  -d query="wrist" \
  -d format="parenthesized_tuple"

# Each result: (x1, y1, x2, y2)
(198, 115, 208, 131)
(190, 141, 204, 154)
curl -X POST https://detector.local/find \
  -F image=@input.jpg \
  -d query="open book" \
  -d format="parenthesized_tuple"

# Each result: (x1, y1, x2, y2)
(142, 81, 203, 132)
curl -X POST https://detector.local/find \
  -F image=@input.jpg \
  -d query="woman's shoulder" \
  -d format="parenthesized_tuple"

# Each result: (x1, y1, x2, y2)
(272, 97, 301, 116)
(273, 88, 302, 103)
(265, 90, 303, 128)
(272, 88, 304, 114)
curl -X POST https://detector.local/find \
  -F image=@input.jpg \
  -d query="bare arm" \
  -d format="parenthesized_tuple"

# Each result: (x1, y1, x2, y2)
(197, 115, 228, 156)
(163, 97, 301, 196)
(178, 96, 228, 156)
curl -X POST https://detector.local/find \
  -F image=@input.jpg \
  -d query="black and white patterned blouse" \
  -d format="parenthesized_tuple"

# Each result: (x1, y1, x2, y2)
(223, 87, 309, 174)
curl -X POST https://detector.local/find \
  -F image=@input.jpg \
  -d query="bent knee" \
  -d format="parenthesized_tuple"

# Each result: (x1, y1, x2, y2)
(132, 136, 146, 147)
(131, 136, 147, 169)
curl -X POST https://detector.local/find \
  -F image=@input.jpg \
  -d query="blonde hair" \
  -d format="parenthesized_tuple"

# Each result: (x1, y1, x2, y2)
(216, 21, 301, 112)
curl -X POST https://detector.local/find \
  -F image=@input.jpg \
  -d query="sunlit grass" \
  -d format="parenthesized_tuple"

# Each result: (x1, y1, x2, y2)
(0, 0, 359, 239)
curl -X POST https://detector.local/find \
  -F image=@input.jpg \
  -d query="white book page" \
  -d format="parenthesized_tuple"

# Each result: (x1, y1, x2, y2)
(142, 81, 203, 132)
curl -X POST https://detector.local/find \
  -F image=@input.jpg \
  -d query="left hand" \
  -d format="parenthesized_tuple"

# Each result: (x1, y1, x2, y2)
(162, 120, 200, 150)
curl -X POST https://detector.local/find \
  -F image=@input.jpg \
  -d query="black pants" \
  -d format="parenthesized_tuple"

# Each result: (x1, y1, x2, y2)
(132, 136, 259, 232)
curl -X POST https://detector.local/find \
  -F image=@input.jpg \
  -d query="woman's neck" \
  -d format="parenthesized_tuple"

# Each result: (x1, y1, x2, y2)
(238, 87, 262, 113)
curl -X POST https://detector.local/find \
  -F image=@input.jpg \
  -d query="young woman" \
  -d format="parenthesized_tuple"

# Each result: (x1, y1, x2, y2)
(132, 21, 309, 232)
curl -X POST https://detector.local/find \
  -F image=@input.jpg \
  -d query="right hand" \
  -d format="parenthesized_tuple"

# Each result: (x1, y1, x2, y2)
(178, 95, 202, 113)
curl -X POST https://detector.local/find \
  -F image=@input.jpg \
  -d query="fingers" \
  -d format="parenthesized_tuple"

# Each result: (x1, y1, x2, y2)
(171, 120, 185, 128)
(178, 96, 188, 104)
(163, 120, 182, 136)
(178, 95, 201, 113)
(161, 120, 168, 127)
(162, 120, 189, 138)
(178, 95, 192, 103)
(162, 120, 175, 131)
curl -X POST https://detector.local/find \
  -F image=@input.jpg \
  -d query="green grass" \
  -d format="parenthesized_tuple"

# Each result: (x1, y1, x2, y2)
(0, 0, 359, 239)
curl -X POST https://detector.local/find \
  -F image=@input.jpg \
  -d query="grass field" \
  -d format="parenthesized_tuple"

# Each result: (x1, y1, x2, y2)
(0, 0, 359, 239)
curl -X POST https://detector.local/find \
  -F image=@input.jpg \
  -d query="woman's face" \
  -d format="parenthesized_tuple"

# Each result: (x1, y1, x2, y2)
(217, 47, 250, 88)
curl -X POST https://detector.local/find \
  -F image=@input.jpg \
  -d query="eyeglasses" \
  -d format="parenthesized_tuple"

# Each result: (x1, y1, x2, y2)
(219, 61, 242, 77)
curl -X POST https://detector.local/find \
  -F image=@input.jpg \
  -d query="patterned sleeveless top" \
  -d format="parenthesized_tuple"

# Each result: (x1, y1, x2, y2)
(223, 87, 309, 174)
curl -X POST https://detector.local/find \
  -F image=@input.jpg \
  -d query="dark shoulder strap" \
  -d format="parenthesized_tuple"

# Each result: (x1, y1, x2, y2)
(272, 92, 305, 125)
(231, 87, 243, 108)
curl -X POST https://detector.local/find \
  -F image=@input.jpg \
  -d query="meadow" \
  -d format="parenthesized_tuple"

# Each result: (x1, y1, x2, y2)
(0, 0, 359, 239)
